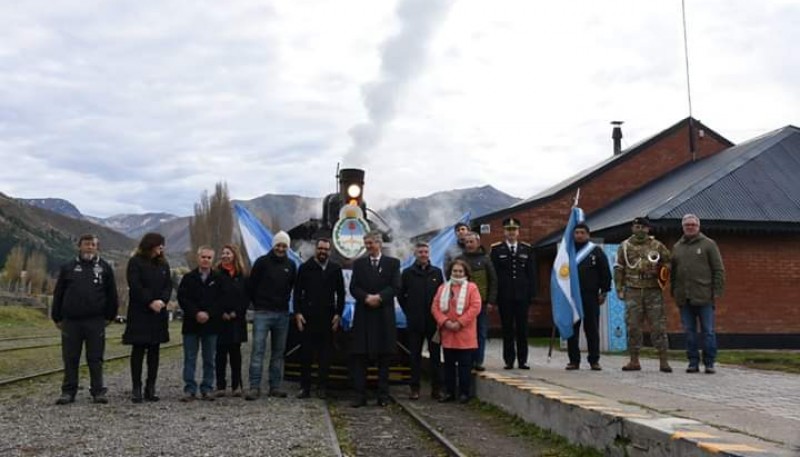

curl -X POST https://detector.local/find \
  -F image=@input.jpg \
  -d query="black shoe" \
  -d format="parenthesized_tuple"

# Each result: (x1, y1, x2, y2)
(92, 392, 108, 404)
(297, 390, 311, 399)
(55, 393, 75, 405)
(200, 392, 215, 401)
(686, 365, 700, 373)
(439, 394, 456, 403)
(377, 397, 389, 407)
(144, 386, 159, 402)
(473, 365, 486, 372)
(565, 363, 579, 370)
(269, 389, 288, 398)
(503, 364, 513, 370)
(131, 387, 143, 404)
(458, 395, 470, 404)
(351, 397, 367, 408)
(590, 363, 602, 371)
(316, 389, 327, 400)
(180, 392, 197, 402)
(519, 364, 531, 370)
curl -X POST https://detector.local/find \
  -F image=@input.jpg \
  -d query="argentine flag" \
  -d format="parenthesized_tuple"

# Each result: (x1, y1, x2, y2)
(550, 207, 585, 340)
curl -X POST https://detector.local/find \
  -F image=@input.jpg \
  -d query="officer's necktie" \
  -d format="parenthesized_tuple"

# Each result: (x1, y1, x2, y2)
(510, 245, 516, 256)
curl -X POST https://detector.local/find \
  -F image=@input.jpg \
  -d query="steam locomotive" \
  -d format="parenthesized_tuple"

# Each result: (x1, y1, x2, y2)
(284, 167, 411, 386)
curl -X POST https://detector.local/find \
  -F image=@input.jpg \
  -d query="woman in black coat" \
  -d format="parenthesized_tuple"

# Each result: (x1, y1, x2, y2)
(122, 233, 172, 403)
(214, 244, 250, 397)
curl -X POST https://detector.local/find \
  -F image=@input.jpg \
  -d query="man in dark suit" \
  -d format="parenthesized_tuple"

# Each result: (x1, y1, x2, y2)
(349, 231, 401, 407)
(294, 238, 345, 399)
(491, 217, 537, 370)
(399, 242, 444, 400)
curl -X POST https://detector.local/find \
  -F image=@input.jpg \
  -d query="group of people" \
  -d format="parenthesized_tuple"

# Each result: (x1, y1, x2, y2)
(566, 214, 725, 375)
(49, 211, 724, 407)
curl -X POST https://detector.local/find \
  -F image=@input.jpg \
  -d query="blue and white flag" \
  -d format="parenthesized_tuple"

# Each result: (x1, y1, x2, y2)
(233, 203, 301, 267)
(550, 207, 585, 340)
(401, 212, 471, 271)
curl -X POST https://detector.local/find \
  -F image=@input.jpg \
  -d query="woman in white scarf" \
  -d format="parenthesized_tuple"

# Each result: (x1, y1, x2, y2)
(431, 259, 483, 403)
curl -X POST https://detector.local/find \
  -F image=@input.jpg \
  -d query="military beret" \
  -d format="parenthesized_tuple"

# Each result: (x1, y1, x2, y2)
(502, 217, 521, 229)
(632, 217, 651, 227)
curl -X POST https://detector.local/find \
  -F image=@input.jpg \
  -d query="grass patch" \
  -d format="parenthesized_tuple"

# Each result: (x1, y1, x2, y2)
(639, 348, 800, 374)
(0, 306, 51, 336)
(326, 402, 354, 456)
(470, 400, 603, 457)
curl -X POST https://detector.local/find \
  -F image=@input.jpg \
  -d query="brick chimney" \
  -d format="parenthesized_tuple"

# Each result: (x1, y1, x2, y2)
(612, 121, 624, 155)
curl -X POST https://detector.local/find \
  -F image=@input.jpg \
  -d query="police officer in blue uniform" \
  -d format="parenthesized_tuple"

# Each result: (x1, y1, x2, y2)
(490, 218, 537, 369)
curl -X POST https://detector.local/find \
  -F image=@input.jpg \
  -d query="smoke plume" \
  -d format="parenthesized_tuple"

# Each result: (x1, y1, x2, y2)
(343, 0, 453, 167)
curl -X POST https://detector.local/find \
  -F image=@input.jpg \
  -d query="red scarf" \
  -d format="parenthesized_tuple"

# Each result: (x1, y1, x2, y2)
(220, 262, 236, 277)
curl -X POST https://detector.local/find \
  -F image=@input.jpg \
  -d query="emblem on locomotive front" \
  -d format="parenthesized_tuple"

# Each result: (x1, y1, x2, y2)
(332, 204, 370, 259)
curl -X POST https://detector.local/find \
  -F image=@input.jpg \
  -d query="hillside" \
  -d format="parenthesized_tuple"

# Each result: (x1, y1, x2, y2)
(0, 193, 135, 271)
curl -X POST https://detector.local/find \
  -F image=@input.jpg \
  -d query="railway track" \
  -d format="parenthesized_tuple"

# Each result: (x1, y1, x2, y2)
(0, 337, 127, 354)
(0, 343, 183, 388)
(324, 393, 468, 457)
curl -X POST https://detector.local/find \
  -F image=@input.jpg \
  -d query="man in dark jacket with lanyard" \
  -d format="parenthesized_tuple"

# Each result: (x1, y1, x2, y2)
(246, 231, 297, 400)
(399, 241, 444, 400)
(294, 238, 345, 399)
(565, 223, 611, 371)
(491, 218, 537, 370)
(52, 234, 119, 405)
(349, 231, 401, 407)
(178, 246, 225, 401)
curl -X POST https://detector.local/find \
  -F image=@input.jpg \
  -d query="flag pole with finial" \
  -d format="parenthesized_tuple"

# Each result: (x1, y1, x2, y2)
(548, 188, 581, 363)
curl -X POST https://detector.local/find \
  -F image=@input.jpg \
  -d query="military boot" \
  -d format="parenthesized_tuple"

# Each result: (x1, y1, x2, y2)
(659, 352, 673, 373)
(621, 353, 641, 371)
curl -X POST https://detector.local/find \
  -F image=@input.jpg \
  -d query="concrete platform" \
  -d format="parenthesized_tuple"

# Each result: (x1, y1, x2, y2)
(473, 340, 800, 456)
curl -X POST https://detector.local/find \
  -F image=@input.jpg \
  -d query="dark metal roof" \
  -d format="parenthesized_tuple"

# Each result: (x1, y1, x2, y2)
(585, 125, 800, 231)
(474, 117, 733, 224)
(536, 125, 800, 247)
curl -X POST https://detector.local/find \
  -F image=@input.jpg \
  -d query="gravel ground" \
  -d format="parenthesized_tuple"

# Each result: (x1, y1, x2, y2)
(0, 348, 335, 457)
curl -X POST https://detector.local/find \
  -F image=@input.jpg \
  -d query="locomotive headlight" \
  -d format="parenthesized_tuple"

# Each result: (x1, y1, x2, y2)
(347, 184, 362, 199)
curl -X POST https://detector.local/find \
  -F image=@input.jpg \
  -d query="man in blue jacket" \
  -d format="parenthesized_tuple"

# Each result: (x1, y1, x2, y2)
(52, 234, 119, 405)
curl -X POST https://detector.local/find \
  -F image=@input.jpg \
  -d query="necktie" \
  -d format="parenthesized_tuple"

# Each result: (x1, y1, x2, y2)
(510, 245, 516, 256)
(371, 258, 379, 269)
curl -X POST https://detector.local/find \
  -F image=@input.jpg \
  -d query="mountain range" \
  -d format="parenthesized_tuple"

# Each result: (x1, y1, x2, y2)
(11, 186, 520, 268)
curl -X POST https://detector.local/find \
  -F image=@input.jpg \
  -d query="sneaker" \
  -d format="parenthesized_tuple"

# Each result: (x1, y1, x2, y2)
(92, 393, 108, 404)
(268, 389, 288, 398)
(200, 392, 215, 401)
(180, 393, 196, 402)
(55, 393, 75, 405)
(590, 363, 602, 371)
(704, 366, 716, 374)
(231, 388, 243, 398)
(565, 363, 579, 371)
(376, 397, 389, 407)
(244, 389, 261, 401)
(686, 365, 700, 373)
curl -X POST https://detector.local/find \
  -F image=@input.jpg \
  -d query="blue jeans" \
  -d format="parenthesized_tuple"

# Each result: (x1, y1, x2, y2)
(183, 333, 218, 394)
(249, 311, 290, 390)
(679, 305, 717, 367)
(473, 304, 489, 366)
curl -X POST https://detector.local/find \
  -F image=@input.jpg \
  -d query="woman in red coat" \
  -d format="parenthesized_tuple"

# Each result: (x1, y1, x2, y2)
(431, 259, 482, 403)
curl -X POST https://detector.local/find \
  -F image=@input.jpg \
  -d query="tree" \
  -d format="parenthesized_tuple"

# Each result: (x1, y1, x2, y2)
(188, 182, 234, 257)
(25, 250, 48, 295)
(3, 244, 26, 292)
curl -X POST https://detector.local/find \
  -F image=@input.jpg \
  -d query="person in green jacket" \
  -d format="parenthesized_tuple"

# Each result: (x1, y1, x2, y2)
(670, 214, 725, 374)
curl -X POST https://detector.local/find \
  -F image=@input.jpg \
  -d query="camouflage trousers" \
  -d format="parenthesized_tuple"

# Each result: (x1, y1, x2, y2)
(624, 287, 669, 353)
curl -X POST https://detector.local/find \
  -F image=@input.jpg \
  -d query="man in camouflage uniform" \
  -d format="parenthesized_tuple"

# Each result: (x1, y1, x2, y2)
(614, 217, 672, 373)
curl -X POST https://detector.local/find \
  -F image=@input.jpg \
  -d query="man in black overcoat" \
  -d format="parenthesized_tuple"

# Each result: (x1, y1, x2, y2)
(349, 231, 401, 407)
(294, 238, 345, 399)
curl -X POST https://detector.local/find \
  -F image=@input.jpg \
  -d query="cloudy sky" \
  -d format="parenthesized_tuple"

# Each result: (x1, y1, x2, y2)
(1, 0, 798, 217)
